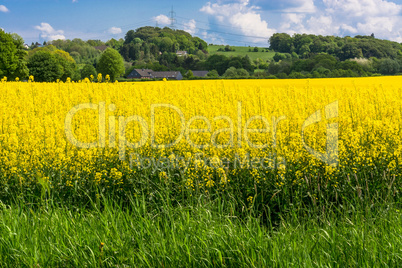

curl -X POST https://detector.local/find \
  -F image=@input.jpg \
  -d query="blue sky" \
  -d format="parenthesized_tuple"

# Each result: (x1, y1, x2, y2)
(1, 0, 402, 46)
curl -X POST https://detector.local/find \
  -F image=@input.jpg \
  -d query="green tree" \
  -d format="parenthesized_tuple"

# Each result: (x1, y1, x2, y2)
(269, 33, 293, 53)
(223, 67, 237, 78)
(338, 43, 363, 60)
(87, 39, 105, 47)
(27, 46, 79, 81)
(207, 70, 219, 78)
(312, 54, 337, 70)
(336, 61, 365, 75)
(241, 55, 253, 72)
(225, 45, 235, 52)
(27, 51, 62, 82)
(379, 58, 400, 75)
(106, 38, 124, 50)
(70, 51, 81, 64)
(273, 52, 286, 62)
(193, 37, 207, 50)
(54, 50, 78, 81)
(96, 48, 125, 81)
(236, 68, 249, 77)
(228, 59, 242, 69)
(81, 64, 97, 79)
(159, 37, 174, 52)
(49, 39, 101, 65)
(124, 30, 136, 44)
(0, 30, 29, 80)
(185, 70, 194, 79)
(131, 44, 141, 61)
(206, 54, 229, 75)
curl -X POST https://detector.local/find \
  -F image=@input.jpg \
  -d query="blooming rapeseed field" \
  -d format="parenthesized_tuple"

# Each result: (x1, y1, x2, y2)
(0, 77, 400, 207)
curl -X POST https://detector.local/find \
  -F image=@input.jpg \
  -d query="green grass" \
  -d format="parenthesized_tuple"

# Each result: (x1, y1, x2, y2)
(208, 45, 275, 61)
(0, 195, 401, 267)
(1, 125, 401, 266)
(1, 148, 401, 266)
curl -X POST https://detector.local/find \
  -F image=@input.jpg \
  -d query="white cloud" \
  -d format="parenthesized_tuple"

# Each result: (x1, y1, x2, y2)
(306, 15, 339, 35)
(47, 34, 66, 40)
(200, 0, 276, 43)
(276, 0, 402, 41)
(201, 31, 226, 44)
(183, 19, 197, 35)
(323, 0, 402, 17)
(356, 16, 399, 35)
(154, 14, 171, 25)
(108, 27, 122, 34)
(200, 0, 252, 18)
(280, 13, 340, 36)
(230, 12, 275, 39)
(0, 5, 9, 12)
(34, 22, 66, 41)
(279, 13, 307, 34)
(72, 0, 78, 2)
(284, 0, 316, 13)
(322, 0, 402, 40)
(340, 24, 358, 34)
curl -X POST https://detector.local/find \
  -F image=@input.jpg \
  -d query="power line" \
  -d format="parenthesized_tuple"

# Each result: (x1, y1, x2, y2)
(44, 6, 270, 46)
(69, 5, 172, 40)
(174, 15, 274, 45)
(176, 15, 261, 33)
(207, 35, 269, 46)
(174, 21, 269, 40)
(169, 6, 176, 29)
(96, 19, 155, 34)
(74, 19, 155, 41)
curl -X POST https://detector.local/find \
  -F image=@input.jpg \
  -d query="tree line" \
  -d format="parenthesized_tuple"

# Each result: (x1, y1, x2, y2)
(2, 27, 402, 82)
(264, 33, 402, 78)
(269, 33, 402, 60)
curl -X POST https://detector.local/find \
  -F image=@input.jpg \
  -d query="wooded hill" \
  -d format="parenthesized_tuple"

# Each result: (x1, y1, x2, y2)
(269, 33, 402, 60)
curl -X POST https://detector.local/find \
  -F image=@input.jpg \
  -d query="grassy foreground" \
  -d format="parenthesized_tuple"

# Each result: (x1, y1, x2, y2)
(0, 195, 401, 267)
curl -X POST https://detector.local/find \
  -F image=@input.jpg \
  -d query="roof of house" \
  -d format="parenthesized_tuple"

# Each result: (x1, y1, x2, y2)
(176, 51, 187, 55)
(94, 45, 108, 51)
(134, 69, 153, 77)
(127, 69, 153, 78)
(151, 71, 182, 78)
(191, 71, 209, 77)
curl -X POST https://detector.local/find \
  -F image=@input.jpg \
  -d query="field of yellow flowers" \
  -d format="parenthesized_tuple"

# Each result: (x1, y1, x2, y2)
(0, 77, 400, 210)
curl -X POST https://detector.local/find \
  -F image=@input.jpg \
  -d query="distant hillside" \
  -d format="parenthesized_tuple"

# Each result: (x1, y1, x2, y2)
(208, 45, 275, 61)
(269, 33, 402, 60)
